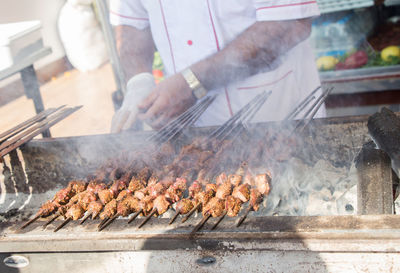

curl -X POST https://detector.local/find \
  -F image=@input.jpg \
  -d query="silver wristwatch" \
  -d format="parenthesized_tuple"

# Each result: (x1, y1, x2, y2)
(181, 68, 208, 99)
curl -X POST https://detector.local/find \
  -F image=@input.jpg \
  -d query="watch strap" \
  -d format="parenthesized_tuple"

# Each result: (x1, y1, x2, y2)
(181, 68, 208, 99)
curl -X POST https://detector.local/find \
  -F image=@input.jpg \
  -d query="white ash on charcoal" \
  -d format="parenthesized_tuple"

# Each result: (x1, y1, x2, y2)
(257, 158, 358, 216)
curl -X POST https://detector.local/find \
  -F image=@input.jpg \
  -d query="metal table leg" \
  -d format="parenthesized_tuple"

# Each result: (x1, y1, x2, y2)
(20, 65, 51, 138)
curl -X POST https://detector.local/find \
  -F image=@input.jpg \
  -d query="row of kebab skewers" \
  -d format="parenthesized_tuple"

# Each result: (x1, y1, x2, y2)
(20, 162, 271, 234)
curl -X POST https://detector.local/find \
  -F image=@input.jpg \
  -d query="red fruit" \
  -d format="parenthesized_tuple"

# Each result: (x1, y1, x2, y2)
(344, 51, 369, 69)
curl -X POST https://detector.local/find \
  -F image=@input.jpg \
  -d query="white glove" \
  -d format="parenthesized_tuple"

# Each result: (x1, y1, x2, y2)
(111, 72, 155, 133)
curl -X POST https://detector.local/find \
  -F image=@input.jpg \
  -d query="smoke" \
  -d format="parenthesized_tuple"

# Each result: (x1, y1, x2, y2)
(261, 158, 357, 216)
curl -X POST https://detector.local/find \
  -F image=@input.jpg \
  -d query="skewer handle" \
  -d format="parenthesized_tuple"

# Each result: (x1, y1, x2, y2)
(79, 213, 91, 225)
(181, 203, 200, 223)
(169, 210, 180, 225)
(211, 212, 226, 230)
(236, 206, 252, 227)
(138, 209, 157, 229)
(98, 217, 110, 230)
(98, 214, 119, 231)
(43, 213, 60, 228)
(128, 209, 142, 224)
(20, 213, 41, 229)
(54, 218, 72, 232)
(191, 214, 211, 235)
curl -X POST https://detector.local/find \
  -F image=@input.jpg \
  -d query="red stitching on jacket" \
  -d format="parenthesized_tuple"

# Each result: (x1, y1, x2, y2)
(206, 0, 233, 116)
(237, 70, 293, 90)
(159, 0, 177, 73)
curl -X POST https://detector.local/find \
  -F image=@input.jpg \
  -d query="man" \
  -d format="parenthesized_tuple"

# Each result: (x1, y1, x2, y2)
(110, 0, 323, 132)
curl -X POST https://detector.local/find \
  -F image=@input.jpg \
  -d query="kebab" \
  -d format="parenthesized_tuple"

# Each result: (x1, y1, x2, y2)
(54, 203, 85, 232)
(210, 182, 251, 230)
(96, 171, 146, 228)
(43, 180, 106, 228)
(98, 169, 156, 229)
(191, 177, 233, 233)
(20, 180, 87, 229)
(137, 177, 187, 228)
(236, 172, 271, 227)
(54, 170, 139, 231)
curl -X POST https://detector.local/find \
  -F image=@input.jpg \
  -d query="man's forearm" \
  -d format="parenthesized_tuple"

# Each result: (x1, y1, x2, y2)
(190, 19, 312, 91)
(115, 25, 155, 82)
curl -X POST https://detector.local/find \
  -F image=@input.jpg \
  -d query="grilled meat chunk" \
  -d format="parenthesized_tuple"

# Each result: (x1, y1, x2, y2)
(128, 177, 146, 192)
(66, 204, 84, 220)
(215, 182, 232, 199)
(205, 183, 217, 194)
(125, 195, 140, 212)
(38, 201, 58, 216)
(79, 191, 97, 210)
(228, 174, 242, 187)
(188, 181, 202, 198)
(98, 189, 115, 205)
(249, 189, 263, 211)
(148, 183, 166, 198)
(153, 195, 171, 215)
(225, 196, 242, 217)
(53, 188, 74, 205)
(87, 201, 103, 219)
(203, 197, 225, 217)
(232, 184, 251, 203)
(68, 180, 87, 194)
(134, 188, 148, 200)
(147, 175, 159, 187)
(116, 190, 130, 201)
(194, 190, 214, 208)
(87, 181, 107, 194)
(255, 173, 271, 196)
(165, 186, 183, 203)
(100, 199, 117, 219)
(175, 199, 194, 214)
(139, 196, 154, 216)
(117, 195, 139, 216)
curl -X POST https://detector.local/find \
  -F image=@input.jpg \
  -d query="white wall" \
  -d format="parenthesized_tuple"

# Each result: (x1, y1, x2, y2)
(0, 0, 67, 68)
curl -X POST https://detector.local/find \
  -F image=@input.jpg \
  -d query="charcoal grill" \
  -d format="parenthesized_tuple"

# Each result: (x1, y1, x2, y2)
(1, 114, 400, 273)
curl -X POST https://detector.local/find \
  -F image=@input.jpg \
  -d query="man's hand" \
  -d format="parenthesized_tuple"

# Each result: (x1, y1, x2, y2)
(111, 73, 155, 133)
(138, 73, 196, 129)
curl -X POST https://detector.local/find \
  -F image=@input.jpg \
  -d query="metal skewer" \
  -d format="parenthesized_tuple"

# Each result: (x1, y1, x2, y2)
(181, 203, 200, 223)
(295, 87, 333, 134)
(147, 95, 216, 144)
(54, 218, 72, 232)
(79, 213, 91, 225)
(98, 213, 119, 231)
(191, 214, 211, 235)
(128, 209, 142, 224)
(138, 209, 157, 228)
(98, 217, 109, 230)
(236, 206, 252, 227)
(284, 86, 321, 120)
(20, 214, 41, 229)
(43, 213, 61, 228)
(0, 106, 82, 157)
(169, 210, 180, 225)
(0, 105, 66, 143)
(210, 211, 226, 230)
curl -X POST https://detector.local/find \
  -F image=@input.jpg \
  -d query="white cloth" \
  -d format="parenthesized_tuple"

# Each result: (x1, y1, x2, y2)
(111, 72, 155, 132)
(109, 0, 324, 126)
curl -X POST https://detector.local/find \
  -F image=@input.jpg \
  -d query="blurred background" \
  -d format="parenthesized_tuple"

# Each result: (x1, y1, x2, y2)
(0, 0, 400, 137)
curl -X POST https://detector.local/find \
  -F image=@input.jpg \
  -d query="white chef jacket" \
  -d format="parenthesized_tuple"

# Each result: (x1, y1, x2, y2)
(109, 0, 324, 127)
